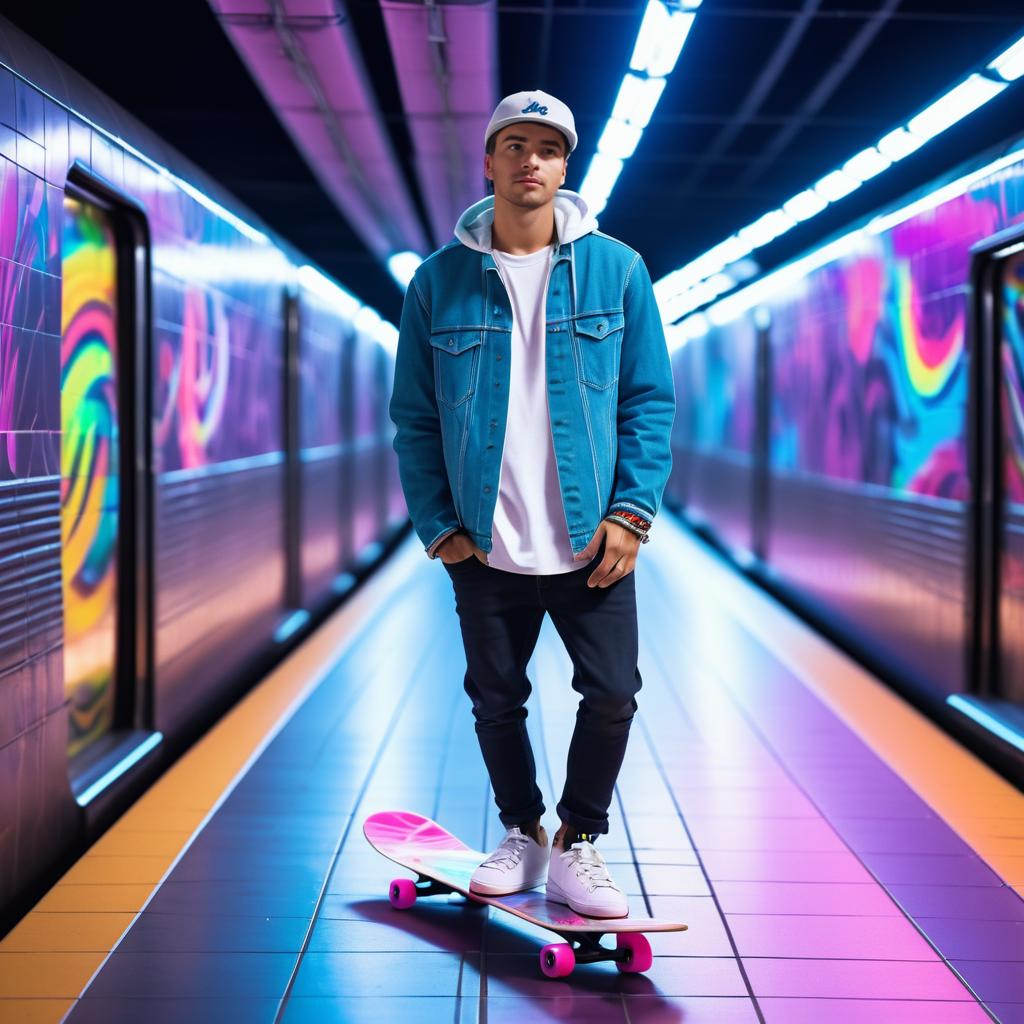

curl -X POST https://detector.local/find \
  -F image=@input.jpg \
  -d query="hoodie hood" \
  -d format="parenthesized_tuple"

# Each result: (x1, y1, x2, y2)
(454, 189, 598, 253)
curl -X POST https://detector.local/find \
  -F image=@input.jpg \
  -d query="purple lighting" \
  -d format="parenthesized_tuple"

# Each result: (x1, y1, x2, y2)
(210, 0, 429, 263)
(381, 0, 497, 247)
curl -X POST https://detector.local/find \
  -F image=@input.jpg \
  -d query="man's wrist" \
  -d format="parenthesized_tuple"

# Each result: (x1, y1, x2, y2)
(604, 513, 651, 544)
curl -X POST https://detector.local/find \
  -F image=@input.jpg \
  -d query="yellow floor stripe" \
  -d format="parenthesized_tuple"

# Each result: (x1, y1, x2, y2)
(668, 518, 1024, 893)
(0, 540, 421, 1020)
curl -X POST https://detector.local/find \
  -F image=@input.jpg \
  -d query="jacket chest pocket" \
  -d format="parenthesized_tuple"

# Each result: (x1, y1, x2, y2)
(573, 312, 624, 390)
(430, 329, 484, 408)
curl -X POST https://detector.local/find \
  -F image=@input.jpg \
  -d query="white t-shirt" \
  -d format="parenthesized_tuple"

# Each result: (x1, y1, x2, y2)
(488, 245, 586, 575)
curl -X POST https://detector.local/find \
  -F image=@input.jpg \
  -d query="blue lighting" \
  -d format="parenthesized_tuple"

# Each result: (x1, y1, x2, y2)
(75, 732, 164, 807)
(947, 696, 1024, 756)
(274, 609, 311, 644)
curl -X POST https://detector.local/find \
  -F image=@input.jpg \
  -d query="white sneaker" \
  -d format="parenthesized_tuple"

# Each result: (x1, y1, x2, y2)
(470, 827, 549, 896)
(546, 840, 629, 918)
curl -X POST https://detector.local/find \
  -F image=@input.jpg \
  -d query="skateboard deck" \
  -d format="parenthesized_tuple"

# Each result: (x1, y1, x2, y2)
(363, 809, 687, 977)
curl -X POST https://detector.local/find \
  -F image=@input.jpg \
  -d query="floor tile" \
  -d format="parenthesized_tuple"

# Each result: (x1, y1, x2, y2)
(728, 913, 938, 960)
(713, 880, 901, 917)
(70, 997, 279, 1024)
(289, 951, 463, 998)
(758, 997, 991, 1023)
(280, 996, 467, 1024)
(886, 884, 1024, 922)
(700, 850, 874, 885)
(742, 958, 977, 1000)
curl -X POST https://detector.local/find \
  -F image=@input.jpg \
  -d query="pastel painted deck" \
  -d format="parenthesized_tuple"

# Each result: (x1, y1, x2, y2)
(363, 809, 687, 977)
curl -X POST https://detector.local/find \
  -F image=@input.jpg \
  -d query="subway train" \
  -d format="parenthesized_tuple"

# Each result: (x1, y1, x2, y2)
(0, 24, 408, 926)
(5, 15, 1024, 932)
(665, 135, 1024, 783)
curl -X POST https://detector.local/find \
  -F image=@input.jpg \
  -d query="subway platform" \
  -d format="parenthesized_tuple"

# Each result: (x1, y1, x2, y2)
(2, 516, 1022, 1024)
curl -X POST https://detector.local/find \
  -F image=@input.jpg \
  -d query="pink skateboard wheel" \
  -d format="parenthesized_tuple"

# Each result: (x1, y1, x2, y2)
(389, 878, 417, 909)
(616, 932, 652, 973)
(539, 942, 575, 978)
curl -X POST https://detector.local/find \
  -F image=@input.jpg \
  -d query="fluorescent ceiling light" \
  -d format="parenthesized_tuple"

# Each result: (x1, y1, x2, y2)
(653, 233, 753, 302)
(375, 321, 400, 357)
(579, 153, 624, 204)
(906, 73, 1007, 141)
(657, 40, 1024, 326)
(842, 147, 892, 182)
(354, 305, 383, 335)
(611, 74, 667, 129)
(989, 34, 1024, 82)
(737, 209, 796, 249)
(299, 264, 362, 319)
(782, 189, 827, 222)
(814, 169, 861, 202)
(598, 118, 644, 160)
(876, 126, 926, 161)
(630, 3, 697, 78)
(387, 250, 422, 288)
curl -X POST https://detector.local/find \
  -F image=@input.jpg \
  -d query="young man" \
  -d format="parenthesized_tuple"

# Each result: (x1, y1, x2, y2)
(389, 90, 674, 918)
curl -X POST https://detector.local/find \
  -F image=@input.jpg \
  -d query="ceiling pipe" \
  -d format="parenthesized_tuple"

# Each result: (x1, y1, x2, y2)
(209, 0, 429, 271)
(380, 0, 497, 247)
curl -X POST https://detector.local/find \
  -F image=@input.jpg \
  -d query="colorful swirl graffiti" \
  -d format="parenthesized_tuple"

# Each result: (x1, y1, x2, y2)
(61, 195, 119, 759)
(151, 280, 282, 473)
(765, 183, 1023, 499)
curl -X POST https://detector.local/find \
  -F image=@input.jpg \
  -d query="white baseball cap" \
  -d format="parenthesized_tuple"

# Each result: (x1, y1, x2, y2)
(484, 90, 578, 154)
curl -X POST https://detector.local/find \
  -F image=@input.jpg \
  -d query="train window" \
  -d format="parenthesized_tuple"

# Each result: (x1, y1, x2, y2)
(999, 251, 1024, 705)
(60, 166, 154, 801)
(61, 193, 121, 760)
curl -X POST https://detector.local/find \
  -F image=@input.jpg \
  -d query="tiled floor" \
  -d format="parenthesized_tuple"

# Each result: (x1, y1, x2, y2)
(6, 518, 1024, 1022)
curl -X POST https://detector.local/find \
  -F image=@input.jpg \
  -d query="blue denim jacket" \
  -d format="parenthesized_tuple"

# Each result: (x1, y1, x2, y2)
(389, 192, 675, 560)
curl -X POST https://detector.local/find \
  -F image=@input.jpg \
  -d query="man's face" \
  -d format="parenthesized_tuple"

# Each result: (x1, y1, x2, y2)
(485, 122, 568, 209)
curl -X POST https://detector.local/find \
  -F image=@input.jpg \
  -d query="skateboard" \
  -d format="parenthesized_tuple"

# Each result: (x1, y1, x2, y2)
(363, 809, 687, 978)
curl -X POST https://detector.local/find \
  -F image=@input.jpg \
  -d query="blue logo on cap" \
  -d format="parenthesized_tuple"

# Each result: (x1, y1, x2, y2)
(521, 100, 549, 115)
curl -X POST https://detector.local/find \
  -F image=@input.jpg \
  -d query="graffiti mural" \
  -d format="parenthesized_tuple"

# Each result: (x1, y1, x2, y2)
(766, 175, 1024, 500)
(61, 195, 119, 758)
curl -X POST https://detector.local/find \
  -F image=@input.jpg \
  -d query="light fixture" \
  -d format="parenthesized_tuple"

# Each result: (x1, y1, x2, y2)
(579, 153, 625, 208)
(989, 33, 1024, 82)
(842, 147, 892, 182)
(611, 74, 667, 129)
(629, 3, 698, 78)
(387, 250, 423, 289)
(737, 209, 796, 249)
(578, 0, 702, 217)
(813, 169, 861, 203)
(906, 73, 1007, 142)
(598, 118, 645, 161)
(298, 264, 362, 319)
(655, 30, 1022, 324)
(782, 189, 828, 223)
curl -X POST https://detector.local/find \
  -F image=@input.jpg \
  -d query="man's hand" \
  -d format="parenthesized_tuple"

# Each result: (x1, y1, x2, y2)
(574, 520, 641, 588)
(437, 531, 489, 566)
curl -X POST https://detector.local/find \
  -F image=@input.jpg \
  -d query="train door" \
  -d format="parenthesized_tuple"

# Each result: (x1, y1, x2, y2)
(61, 173, 154, 804)
(996, 248, 1024, 708)
(279, 290, 304, 638)
(962, 229, 1024, 763)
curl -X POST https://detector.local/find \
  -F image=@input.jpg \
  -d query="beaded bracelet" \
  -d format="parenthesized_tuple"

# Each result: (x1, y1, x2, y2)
(604, 513, 651, 543)
(611, 510, 651, 530)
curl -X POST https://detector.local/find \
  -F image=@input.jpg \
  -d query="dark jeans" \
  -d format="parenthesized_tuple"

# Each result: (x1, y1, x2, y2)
(442, 541, 642, 836)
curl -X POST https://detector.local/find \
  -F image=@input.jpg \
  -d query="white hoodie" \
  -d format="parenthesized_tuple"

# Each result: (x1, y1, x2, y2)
(453, 189, 598, 252)
(451, 189, 599, 575)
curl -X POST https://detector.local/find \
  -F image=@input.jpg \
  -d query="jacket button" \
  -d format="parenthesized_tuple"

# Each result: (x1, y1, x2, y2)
(493, 307, 501, 315)
(448, 339, 454, 346)
(496, 354, 502, 360)
(484, 486, 491, 493)
(597, 323, 605, 332)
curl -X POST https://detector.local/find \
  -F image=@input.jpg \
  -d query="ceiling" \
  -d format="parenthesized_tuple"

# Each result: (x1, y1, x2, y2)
(5, 1, 1024, 323)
